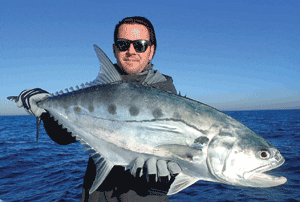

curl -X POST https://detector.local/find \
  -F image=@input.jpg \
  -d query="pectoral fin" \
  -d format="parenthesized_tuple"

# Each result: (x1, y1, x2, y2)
(157, 144, 202, 160)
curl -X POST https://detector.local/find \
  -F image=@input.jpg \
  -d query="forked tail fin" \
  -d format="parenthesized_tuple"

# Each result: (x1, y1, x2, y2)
(7, 96, 18, 102)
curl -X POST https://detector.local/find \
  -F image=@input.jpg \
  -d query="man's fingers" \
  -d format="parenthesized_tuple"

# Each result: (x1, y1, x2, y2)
(157, 160, 170, 181)
(131, 157, 182, 184)
(31, 92, 50, 103)
(167, 161, 182, 176)
(146, 157, 157, 182)
(131, 157, 144, 177)
(29, 93, 51, 117)
(17, 90, 30, 108)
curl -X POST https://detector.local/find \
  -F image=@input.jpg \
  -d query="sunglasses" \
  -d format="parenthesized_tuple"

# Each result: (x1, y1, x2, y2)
(115, 39, 152, 53)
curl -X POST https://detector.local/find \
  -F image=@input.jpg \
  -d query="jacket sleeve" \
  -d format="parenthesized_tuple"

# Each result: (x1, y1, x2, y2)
(41, 111, 77, 145)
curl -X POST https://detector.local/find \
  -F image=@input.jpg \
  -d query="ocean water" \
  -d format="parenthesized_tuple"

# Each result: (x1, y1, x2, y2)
(0, 109, 299, 202)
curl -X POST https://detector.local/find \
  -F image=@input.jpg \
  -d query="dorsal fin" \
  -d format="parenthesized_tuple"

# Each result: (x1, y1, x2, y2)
(93, 44, 122, 84)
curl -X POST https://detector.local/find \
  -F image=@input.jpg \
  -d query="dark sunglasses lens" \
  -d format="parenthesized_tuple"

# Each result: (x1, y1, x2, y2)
(133, 41, 148, 52)
(116, 41, 130, 51)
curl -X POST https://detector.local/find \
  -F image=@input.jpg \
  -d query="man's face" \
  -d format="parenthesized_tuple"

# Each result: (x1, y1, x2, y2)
(113, 23, 155, 75)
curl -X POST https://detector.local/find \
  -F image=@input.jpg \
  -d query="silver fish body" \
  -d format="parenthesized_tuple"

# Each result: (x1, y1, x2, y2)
(8, 45, 287, 195)
(38, 81, 287, 194)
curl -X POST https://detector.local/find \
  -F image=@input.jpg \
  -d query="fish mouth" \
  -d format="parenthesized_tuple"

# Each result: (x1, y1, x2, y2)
(243, 158, 287, 187)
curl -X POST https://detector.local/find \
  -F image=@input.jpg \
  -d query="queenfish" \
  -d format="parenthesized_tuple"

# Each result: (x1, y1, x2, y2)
(8, 45, 287, 195)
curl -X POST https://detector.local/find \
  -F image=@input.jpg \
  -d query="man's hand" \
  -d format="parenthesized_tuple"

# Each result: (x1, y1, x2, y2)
(130, 157, 181, 182)
(17, 88, 50, 117)
(129, 157, 182, 195)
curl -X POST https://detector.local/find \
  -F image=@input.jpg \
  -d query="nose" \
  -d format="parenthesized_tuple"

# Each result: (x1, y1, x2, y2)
(274, 150, 284, 161)
(127, 43, 136, 54)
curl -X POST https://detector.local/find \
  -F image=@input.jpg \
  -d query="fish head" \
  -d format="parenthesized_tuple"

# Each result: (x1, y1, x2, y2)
(207, 129, 287, 188)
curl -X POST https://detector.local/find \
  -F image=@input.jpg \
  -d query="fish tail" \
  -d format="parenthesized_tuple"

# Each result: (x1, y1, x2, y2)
(7, 96, 18, 103)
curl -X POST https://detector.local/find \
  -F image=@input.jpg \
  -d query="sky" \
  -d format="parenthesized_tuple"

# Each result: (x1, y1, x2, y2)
(1, 0, 299, 115)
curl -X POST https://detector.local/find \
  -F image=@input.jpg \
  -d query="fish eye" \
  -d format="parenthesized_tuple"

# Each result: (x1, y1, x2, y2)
(259, 149, 270, 159)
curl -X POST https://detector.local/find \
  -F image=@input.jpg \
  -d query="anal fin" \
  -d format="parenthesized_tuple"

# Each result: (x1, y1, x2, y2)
(167, 173, 199, 195)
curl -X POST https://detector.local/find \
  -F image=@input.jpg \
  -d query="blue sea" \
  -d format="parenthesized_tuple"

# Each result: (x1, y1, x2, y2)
(0, 109, 299, 201)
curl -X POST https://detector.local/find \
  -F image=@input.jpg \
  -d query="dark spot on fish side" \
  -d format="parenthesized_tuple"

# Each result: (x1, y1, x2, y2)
(108, 104, 117, 115)
(88, 105, 94, 113)
(194, 136, 209, 145)
(152, 108, 163, 119)
(129, 106, 139, 116)
(74, 106, 81, 113)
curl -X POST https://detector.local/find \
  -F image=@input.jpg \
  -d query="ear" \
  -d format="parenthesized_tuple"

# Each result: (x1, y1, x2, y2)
(113, 44, 117, 58)
(148, 44, 155, 61)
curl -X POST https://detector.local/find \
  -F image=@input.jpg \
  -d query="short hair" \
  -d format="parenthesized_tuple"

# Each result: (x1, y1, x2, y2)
(114, 16, 157, 56)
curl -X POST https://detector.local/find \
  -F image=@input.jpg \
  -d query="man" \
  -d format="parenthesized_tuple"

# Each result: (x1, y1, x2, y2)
(17, 16, 181, 201)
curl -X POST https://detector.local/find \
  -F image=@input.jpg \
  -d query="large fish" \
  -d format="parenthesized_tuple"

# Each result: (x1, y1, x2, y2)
(8, 45, 287, 195)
